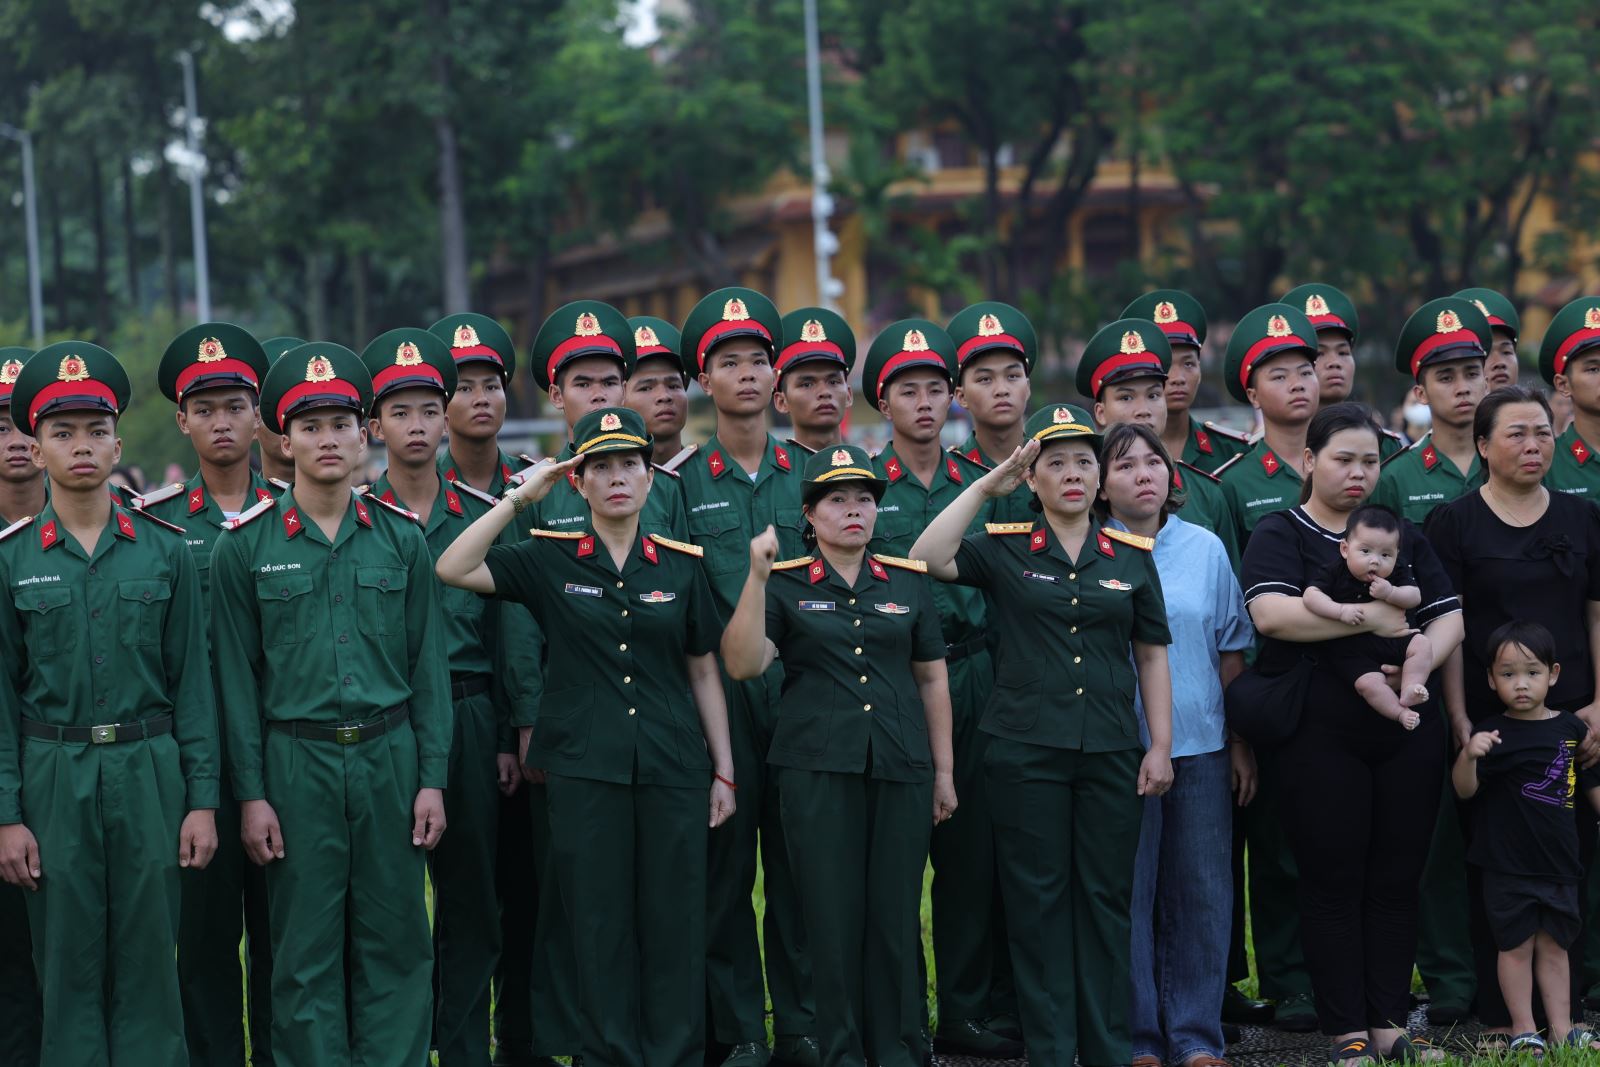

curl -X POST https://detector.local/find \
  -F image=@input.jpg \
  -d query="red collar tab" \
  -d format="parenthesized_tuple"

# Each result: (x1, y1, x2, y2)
(707, 450, 727, 478)
(1097, 530, 1116, 558)
(443, 466, 458, 481)
(39, 520, 58, 550)
(188, 486, 206, 514)
(946, 456, 964, 484)
(1421, 445, 1439, 471)
(808, 559, 826, 584)
(965, 446, 982, 464)
(884, 455, 904, 482)
(577, 535, 596, 559)
(1195, 428, 1213, 455)
(1172, 467, 1184, 491)
(868, 558, 888, 581)
(353, 499, 372, 528)
(115, 511, 136, 540)
(500, 461, 513, 482)
(1260, 450, 1282, 476)
(255, 487, 274, 503)
(444, 489, 463, 516)
(567, 469, 581, 490)
(642, 537, 659, 565)
(774, 445, 791, 472)
(282, 508, 303, 538)
(380, 489, 398, 506)
(1029, 528, 1048, 554)
(1573, 436, 1592, 465)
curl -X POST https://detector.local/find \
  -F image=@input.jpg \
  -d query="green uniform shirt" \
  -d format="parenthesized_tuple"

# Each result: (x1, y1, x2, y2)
(437, 446, 527, 499)
(1380, 428, 1407, 462)
(1174, 462, 1240, 567)
(1180, 415, 1251, 474)
(210, 489, 453, 800)
(1370, 434, 1483, 525)
(483, 530, 720, 786)
(676, 432, 808, 617)
(870, 445, 991, 645)
(957, 433, 1033, 523)
(1545, 426, 1600, 501)
(951, 520, 1170, 753)
(1218, 441, 1303, 555)
(136, 469, 280, 626)
(0, 503, 221, 821)
(529, 442, 689, 538)
(764, 554, 945, 782)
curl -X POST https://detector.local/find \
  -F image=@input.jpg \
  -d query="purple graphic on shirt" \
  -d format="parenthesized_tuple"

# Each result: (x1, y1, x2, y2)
(1522, 741, 1577, 808)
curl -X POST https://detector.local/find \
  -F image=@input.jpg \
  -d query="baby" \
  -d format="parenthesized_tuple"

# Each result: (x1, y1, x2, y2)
(1303, 504, 1433, 729)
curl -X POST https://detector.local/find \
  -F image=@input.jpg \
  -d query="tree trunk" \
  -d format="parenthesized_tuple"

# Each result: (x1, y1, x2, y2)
(158, 160, 179, 318)
(121, 157, 140, 309)
(47, 180, 67, 329)
(89, 153, 110, 341)
(306, 251, 328, 340)
(351, 248, 369, 345)
(430, 0, 471, 313)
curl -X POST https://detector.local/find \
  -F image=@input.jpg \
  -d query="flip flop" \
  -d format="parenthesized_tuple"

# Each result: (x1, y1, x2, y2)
(1563, 1027, 1600, 1049)
(1509, 1032, 1546, 1057)
(1330, 1038, 1374, 1064)
(1381, 1035, 1444, 1063)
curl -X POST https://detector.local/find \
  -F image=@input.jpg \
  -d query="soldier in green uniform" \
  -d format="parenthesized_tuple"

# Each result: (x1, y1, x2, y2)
(948, 303, 1036, 524)
(0, 341, 221, 1067)
(1076, 318, 1240, 566)
(136, 322, 278, 1067)
(860, 322, 1021, 1058)
(255, 336, 307, 489)
(1282, 283, 1404, 459)
(438, 405, 736, 1067)
(1370, 297, 1492, 1025)
(1214, 303, 1321, 1030)
(677, 287, 817, 1067)
(430, 313, 534, 497)
(1540, 296, 1600, 501)
(625, 316, 693, 468)
(0, 346, 41, 1067)
(1122, 290, 1251, 474)
(911, 403, 1174, 1067)
(1457, 288, 1521, 390)
(723, 444, 956, 1067)
(211, 342, 451, 1065)
(772, 308, 855, 455)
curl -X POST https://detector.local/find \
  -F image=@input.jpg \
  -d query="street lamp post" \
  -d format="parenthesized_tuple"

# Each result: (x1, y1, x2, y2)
(0, 123, 45, 346)
(178, 51, 211, 321)
(802, 0, 842, 312)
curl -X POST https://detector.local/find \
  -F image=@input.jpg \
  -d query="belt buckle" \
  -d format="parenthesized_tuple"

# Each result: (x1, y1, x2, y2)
(336, 725, 360, 745)
(91, 724, 116, 745)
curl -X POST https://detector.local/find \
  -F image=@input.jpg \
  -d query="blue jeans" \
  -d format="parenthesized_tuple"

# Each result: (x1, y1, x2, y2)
(1130, 748, 1232, 1063)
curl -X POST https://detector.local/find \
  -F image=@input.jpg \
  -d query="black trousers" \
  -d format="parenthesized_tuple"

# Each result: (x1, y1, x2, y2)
(1279, 698, 1445, 1035)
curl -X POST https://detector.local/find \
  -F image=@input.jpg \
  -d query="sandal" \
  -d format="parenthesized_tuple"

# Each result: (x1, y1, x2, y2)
(1474, 1032, 1511, 1056)
(1509, 1032, 1546, 1057)
(1381, 1035, 1444, 1063)
(1563, 1027, 1600, 1049)
(1330, 1038, 1374, 1064)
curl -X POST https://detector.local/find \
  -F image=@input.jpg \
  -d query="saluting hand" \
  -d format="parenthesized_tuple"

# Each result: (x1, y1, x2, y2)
(508, 455, 583, 509)
(932, 771, 958, 825)
(179, 809, 219, 871)
(413, 788, 447, 850)
(241, 799, 286, 866)
(0, 823, 42, 891)
(748, 525, 780, 581)
(977, 440, 1040, 499)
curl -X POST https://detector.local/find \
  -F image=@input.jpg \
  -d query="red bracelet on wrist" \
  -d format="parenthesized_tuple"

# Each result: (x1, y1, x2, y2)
(715, 774, 737, 791)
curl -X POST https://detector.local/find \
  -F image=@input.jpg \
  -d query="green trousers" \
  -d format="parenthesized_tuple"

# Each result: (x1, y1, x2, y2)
(22, 732, 188, 1067)
(431, 690, 502, 1066)
(706, 668, 814, 1044)
(525, 781, 581, 1056)
(1237, 753, 1310, 1000)
(781, 768, 931, 1067)
(1415, 775, 1474, 1007)
(0, 882, 40, 1066)
(928, 648, 1013, 1022)
(547, 773, 707, 1067)
(985, 738, 1140, 1067)
(262, 721, 432, 1066)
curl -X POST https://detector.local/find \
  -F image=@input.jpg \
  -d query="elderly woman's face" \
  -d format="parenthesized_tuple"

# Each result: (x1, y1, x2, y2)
(806, 484, 878, 550)
(576, 450, 653, 520)
(1481, 401, 1554, 486)
(1100, 437, 1170, 525)
(1026, 439, 1099, 519)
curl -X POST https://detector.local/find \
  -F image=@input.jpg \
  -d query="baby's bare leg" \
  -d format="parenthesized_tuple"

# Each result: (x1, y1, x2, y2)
(1354, 670, 1420, 729)
(1399, 633, 1433, 708)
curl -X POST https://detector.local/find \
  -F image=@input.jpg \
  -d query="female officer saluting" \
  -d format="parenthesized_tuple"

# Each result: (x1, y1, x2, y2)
(912, 403, 1174, 1067)
(722, 443, 956, 1067)
(436, 404, 736, 1067)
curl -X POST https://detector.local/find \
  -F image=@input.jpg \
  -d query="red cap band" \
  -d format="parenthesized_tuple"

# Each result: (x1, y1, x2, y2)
(776, 340, 846, 374)
(1307, 314, 1351, 334)
(175, 358, 261, 402)
(1554, 329, 1600, 378)
(956, 332, 1024, 366)
(29, 381, 118, 428)
(547, 334, 625, 386)
(1155, 320, 1201, 348)
(451, 344, 503, 368)
(1408, 330, 1485, 378)
(1239, 335, 1313, 393)
(696, 319, 774, 371)
(372, 363, 446, 397)
(276, 379, 362, 429)
(1091, 351, 1166, 397)
(876, 351, 949, 397)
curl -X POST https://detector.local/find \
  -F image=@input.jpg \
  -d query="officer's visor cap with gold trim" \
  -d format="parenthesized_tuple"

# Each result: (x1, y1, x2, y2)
(360, 327, 457, 402)
(1024, 403, 1102, 453)
(1075, 318, 1171, 401)
(572, 405, 653, 463)
(777, 307, 856, 378)
(1455, 288, 1520, 343)
(628, 315, 688, 381)
(428, 312, 517, 381)
(259, 342, 373, 434)
(530, 300, 634, 393)
(1395, 298, 1490, 381)
(860, 319, 957, 408)
(681, 287, 783, 374)
(1223, 303, 1318, 403)
(0, 346, 34, 409)
(159, 322, 270, 405)
(1539, 296, 1600, 385)
(801, 442, 886, 503)
(1281, 283, 1360, 343)
(947, 301, 1037, 376)
(1122, 289, 1207, 350)
(262, 335, 308, 364)
(12, 341, 132, 436)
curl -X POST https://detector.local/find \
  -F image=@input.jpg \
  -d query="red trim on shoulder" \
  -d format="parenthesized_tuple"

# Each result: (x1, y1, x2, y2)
(353, 498, 372, 528)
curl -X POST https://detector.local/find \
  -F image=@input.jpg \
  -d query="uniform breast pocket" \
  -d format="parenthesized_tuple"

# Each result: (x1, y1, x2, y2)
(533, 684, 592, 761)
(991, 664, 1042, 732)
(774, 506, 807, 558)
(689, 510, 744, 576)
(256, 575, 317, 648)
(871, 513, 917, 554)
(357, 566, 407, 636)
(118, 578, 172, 647)
(15, 585, 73, 658)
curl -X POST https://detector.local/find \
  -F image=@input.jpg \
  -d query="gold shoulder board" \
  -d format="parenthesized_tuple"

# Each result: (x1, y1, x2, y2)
(528, 528, 586, 540)
(221, 495, 278, 531)
(1103, 528, 1155, 551)
(985, 522, 1034, 535)
(0, 514, 35, 542)
(872, 553, 927, 573)
(771, 556, 815, 571)
(650, 533, 704, 557)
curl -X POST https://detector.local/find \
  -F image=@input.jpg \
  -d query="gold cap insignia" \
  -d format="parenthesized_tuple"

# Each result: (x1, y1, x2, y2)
(801, 319, 827, 343)
(1266, 314, 1292, 338)
(1305, 293, 1331, 317)
(394, 341, 422, 366)
(903, 328, 929, 352)
(197, 337, 227, 363)
(1586, 307, 1600, 331)
(1435, 309, 1463, 334)
(1120, 330, 1147, 355)
(600, 411, 622, 431)
(305, 355, 336, 383)
(1154, 301, 1178, 324)
(0, 360, 22, 385)
(978, 313, 1004, 337)
(1052, 406, 1071, 424)
(831, 448, 852, 466)
(722, 298, 750, 322)
(452, 324, 480, 349)
(634, 325, 660, 348)
(575, 311, 602, 337)
(1472, 299, 1491, 317)
(57, 354, 89, 383)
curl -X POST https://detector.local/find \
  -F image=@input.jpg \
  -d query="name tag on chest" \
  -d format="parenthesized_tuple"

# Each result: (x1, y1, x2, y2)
(564, 582, 603, 598)
(798, 600, 835, 611)
(1021, 570, 1058, 583)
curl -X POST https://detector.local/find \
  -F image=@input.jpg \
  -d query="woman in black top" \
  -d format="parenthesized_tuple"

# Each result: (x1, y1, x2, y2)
(1240, 403, 1464, 1064)
(1425, 385, 1600, 1038)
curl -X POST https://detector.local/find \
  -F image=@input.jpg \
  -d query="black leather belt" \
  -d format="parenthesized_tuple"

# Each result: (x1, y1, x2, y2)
(452, 674, 491, 700)
(268, 704, 409, 746)
(22, 714, 174, 745)
(945, 636, 988, 662)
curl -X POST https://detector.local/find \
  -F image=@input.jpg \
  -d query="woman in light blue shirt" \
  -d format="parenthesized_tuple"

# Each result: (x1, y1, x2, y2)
(1100, 422, 1255, 1067)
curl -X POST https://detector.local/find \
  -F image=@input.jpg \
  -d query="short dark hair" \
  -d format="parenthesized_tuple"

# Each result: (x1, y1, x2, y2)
(1485, 619, 1557, 670)
(1345, 503, 1400, 540)
(1473, 385, 1553, 462)
(1097, 422, 1182, 517)
(1299, 402, 1383, 504)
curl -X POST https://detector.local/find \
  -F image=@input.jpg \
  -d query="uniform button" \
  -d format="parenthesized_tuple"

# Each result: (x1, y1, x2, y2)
(330, 551, 338, 561)
(1074, 656, 1081, 664)
(91, 609, 101, 619)
(339, 634, 349, 644)
(335, 594, 344, 603)
(616, 581, 624, 589)
(619, 643, 628, 652)
(853, 619, 860, 627)
(142, 591, 152, 600)
(343, 676, 353, 687)
(96, 698, 106, 708)
(863, 704, 872, 712)
(854, 647, 862, 655)
(280, 587, 289, 597)
(628, 708, 637, 716)
(859, 675, 868, 684)
(1071, 597, 1079, 605)
(1070, 626, 1077, 633)
(1068, 572, 1076, 580)
(87, 566, 96, 576)
(1075, 688, 1084, 695)
(94, 654, 104, 665)
(621, 609, 629, 617)
(849, 598, 856, 605)
(379, 578, 389, 588)
(623, 676, 632, 684)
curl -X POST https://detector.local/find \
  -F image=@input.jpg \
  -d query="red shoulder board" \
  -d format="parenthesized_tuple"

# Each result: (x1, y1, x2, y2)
(222, 495, 278, 532)
(1096, 530, 1116, 558)
(577, 535, 596, 558)
(115, 512, 137, 540)
(501, 461, 513, 482)
(1194, 428, 1213, 455)
(364, 492, 419, 523)
(774, 445, 791, 472)
(946, 456, 964, 484)
(707, 450, 727, 478)
(883, 455, 904, 482)
(1172, 467, 1184, 491)
(966, 447, 983, 465)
